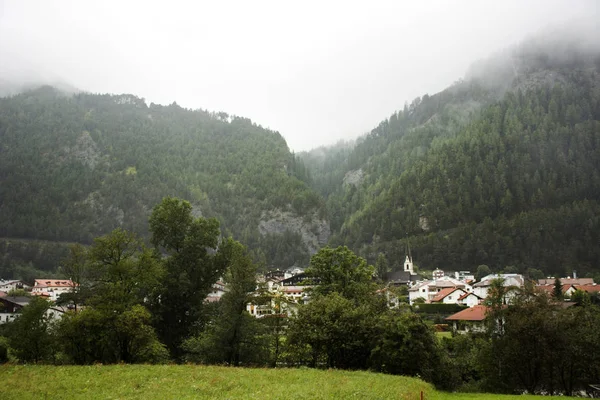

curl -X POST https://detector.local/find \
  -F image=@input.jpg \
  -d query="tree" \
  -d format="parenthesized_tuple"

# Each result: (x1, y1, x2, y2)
(183, 238, 268, 366)
(6, 289, 30, 297)
(375, 253, 390, 281)
(552, 277, 563, 300)
(6, 297, 56, 363)
(286, 292, 377, 369)
(86, 228, 163, 311)
(148, 197, 227, 359)
(476, 265, 491, 281)
(571, 289, 591, 305)
(57, 244, 90, 312)
(306, 246, 375, 301)
(55, 229, 166, 364)
(369, 311, 449, 387)
(478, 290, 600, 395)
(526, 268, 545, 281)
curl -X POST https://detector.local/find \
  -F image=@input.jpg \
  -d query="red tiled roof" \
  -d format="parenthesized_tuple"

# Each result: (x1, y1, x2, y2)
(431, 287, 464, 302)
(446, 305, 489, 321)
(575, 285, 600, 293)
(0, 291, 7, 298)
(34, 279, 76, 288)
(536, 284, 576, 294)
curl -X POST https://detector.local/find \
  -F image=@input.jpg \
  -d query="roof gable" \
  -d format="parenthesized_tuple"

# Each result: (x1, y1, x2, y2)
(431, 287, 465, 302)
(446, 305, 489, 321)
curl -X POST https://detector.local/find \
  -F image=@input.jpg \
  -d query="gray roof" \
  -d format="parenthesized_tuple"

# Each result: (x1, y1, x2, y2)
(1, 296, 31, 307)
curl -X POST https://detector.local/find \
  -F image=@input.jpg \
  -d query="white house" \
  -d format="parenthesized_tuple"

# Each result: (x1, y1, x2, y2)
(430, 287, 467, 304)
(205, 280, 227, 303)
(472, 274, 524, 300)
(446, 305, 489, 333)
(457, 292, 483, 307)
(0, 280, 30, 292)
(454, 271, 475, 283)
(0, 296, 65, 324)
(409, 277, 473, 305)
(31, 279, 77, 302)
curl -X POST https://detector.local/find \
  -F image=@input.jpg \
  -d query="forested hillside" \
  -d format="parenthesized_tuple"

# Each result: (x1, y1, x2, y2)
(302, 30, 600, 278)
(0, 89, 326, 277)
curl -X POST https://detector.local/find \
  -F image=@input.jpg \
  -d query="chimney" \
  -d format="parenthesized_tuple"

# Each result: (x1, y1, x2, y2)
(573, 270, 577, 279)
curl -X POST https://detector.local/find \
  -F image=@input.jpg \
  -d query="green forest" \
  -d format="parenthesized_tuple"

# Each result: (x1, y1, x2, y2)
(301, 35, 600, 278)
(0, 89, 322, 277)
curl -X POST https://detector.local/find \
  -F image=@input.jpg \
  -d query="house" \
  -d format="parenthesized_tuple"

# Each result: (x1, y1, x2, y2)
(574, 284, 600, 294)
(385, 244, 421, 286)
(284, 267, 305, 279)
(431, 287, 467, 304)
(205, 280, 227, 303)
(457, 292, 483, 307)
(432, 269, 445, 280)
(454, 271, 475, 284)
(537, 277, 594, 286)
(0, 296, 65, 324)
(31, 279, 77, 302)
(446, 305, 489, 333)
(535, 283, 578, 298)
(0, 280, 30, 292)
(472, 274, 524, 299)
(247, 271, 315, 318)
(385, 269, 420, 286)
(265, 269, 285, 280)
(409, 277, 472, 305)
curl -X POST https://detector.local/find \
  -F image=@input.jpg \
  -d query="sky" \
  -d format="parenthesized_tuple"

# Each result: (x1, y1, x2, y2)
(0, 0, 597, 151)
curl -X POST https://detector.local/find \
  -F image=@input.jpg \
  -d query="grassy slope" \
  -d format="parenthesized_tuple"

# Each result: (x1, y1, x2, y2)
(0, 365, 574, 400)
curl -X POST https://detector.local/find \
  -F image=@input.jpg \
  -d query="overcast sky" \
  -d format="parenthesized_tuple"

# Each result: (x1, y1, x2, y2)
(0, 0, 597, 151)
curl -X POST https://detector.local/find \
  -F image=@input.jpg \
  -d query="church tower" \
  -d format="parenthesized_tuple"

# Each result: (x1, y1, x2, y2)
(404, 239, 414, 275)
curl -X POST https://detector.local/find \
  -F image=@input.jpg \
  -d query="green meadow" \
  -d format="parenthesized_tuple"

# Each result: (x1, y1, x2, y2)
(0, 365, 575, 400)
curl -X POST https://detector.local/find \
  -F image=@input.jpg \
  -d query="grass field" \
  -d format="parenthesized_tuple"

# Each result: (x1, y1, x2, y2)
(0, 365, 575, 400)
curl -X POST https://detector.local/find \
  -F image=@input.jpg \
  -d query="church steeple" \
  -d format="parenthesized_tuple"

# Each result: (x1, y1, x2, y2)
(404, 238, 414, 274)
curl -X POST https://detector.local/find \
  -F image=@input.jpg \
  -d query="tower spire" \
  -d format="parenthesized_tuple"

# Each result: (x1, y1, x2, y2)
(404, 235, 414, 274)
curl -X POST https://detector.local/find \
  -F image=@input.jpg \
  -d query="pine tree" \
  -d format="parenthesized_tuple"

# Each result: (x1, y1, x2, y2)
(552, 277, 563, 300)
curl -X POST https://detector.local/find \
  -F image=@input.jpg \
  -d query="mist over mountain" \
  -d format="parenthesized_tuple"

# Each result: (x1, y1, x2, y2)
(301, 25, 600, 278)
(1, 22, 600, 280)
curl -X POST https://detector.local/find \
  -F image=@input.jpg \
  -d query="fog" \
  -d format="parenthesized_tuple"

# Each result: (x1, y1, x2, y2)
(0, 0, 597, 151)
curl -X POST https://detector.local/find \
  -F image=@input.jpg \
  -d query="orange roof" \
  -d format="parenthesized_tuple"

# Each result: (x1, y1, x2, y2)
(431, 287, 464, 302)
(575, 285, 600, 293)
(536, 284, 576, 294)
(34, 279, 76, 288)
(446, 305, 489, 321)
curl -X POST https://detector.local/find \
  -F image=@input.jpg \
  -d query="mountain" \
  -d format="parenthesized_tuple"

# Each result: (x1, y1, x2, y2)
(0, 87, 328, 278)
(301, 26, 600, 278)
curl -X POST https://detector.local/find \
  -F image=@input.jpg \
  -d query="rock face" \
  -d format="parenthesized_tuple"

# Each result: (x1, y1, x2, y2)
(66, 131, 102, 169)
(419, 216, 430, 231)
(258, 209, 330, 254)
(343, 168, 364, 187)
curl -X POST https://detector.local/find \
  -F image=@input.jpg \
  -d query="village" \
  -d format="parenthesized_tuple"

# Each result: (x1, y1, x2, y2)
(2, 252, 598, 334)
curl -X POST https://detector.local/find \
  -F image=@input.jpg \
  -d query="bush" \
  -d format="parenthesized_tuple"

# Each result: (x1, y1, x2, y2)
(0, 336, 9, 363)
